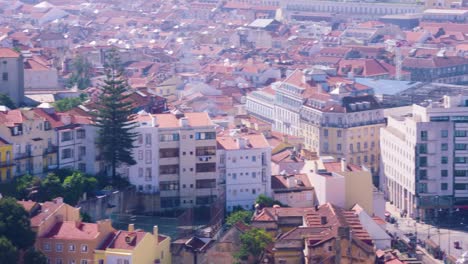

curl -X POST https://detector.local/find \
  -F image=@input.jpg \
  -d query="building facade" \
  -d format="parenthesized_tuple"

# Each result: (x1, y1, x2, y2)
(217, 132, 272, 212)
(381, 95, 468, 221)
(0, 48, 24, 106)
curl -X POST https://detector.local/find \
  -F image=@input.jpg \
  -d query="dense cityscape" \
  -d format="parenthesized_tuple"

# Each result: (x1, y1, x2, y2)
(0, 0, 467, 263)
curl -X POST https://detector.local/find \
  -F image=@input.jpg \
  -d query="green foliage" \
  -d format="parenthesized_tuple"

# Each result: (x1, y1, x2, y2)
(15, 174, 41, 200)
(0, 197, 36, 250)
(237, 228, 273, 260)
(54, 95, 87, 112)
(255, 194, 285, 208)
(62, 172, 98, 205)
(80, 212, 93, 223)
(68, 55, 92, 89)
(0, 236, 19, 263)
(40, 173, 64, 201)
(24, 248, 48, 264)
(226, 210, 252, 227)
(94, 50, 138, 179)
(0, 93, 16, 109)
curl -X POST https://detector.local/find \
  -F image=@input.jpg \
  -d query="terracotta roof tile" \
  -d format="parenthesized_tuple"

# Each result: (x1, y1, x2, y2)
(44, 221, 100, 240)
(0, 48, 20, 58)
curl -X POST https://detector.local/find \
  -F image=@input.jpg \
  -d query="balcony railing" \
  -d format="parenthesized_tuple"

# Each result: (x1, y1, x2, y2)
(0, 160, 15, 168)
(15, 150, 32, 160)
(43, 145, 58, 155)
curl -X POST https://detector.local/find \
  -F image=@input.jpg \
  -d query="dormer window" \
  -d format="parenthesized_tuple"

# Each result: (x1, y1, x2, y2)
(44, 121, 51, 131)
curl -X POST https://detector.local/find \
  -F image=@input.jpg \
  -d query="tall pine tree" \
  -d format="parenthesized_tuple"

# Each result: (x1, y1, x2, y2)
(94, 50, 138, 180)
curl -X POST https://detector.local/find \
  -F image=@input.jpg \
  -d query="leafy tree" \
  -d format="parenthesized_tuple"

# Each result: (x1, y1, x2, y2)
(226, 210, 252, 227)
(24, 248, 48, 264)
(94, 51, 138, 180)
(0, 236, 18, 263)
(54, 95, 87, 112)
(15, 174, 41, 200)
(236, 228, 273, 260)
(0, 197, 36, 250)
(0, 93, 16, 109)
(80, 212, 93, 223)
(255, 194, 284, 208)
(62, 172, 98, 205)
(69, 55, 92, 89)
(40, 173, 64, 201)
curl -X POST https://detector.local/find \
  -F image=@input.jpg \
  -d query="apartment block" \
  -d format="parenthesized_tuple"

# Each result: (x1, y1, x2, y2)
(0, 137, 14, 182)
(217, 131, 272, 212)
(381, 95, 468, 221)
(121, 111, 220, 208)
(0, 48, 24, 105)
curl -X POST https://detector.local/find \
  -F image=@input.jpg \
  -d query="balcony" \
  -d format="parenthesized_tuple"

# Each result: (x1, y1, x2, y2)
(15, 150, 32, 160)
(43, 145, 58, 155)
(0, 160, 15, 168)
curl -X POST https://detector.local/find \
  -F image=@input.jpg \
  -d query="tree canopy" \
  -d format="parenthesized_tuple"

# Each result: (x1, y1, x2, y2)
(255, 194, 285, 208)
(0, 197, 36, 250)
(236, 228, 273, 261)
(226, 210, 252, 227)
(53, 94, 87, 112)
(68, 55, 92, 89)
(24, 248, 48, 264)
(0, 236, 19, 263)
(94, 50, 138, 179)
(0, 93, 16, 109)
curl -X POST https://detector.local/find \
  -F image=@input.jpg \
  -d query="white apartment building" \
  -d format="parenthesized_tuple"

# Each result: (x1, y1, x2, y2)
(217, 132, 272, 212)
(121, 111, 220, 209)
(381, 95, 468, 221)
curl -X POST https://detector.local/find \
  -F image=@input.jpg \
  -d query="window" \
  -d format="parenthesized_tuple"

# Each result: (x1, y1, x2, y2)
(159, 133, 179, 141)
(69, 244, 75, 252)
(61, 131, 73, 142)
(337, 144, 342, 151)
(56, 259, 63, 264)
(196, 195, 216, 205)
(441, 170, 448, 177)
(145, 150, 152, 164)
(455, 130, 467, 137)
(160, 148, 179, 158)
(161, 197, 180, 208)
(252, 189, 256, 195)
(323, 129, 328, 137)
(419, 144, 428, 153)
(81, 260, 88, 264)
(61, 148, 73, 160)
(455, 157, 467, 164)
(232, 173, 237, 180)
(441, 183, 448, 191)
(455, 184, 467, 190)
(55, 243, 63, 252)
(419, 157, 427, 167)
(195, 146, 216, 156)
(43, 243, 51, 251)
(2, 72, 8, 81)
(420, 131, 428, 140)
(349, 144, 354, 152)
(76, 129, 85, 139)
(455, 144, 467, 150)
(195, 132, 216, 140)
(145, 168, 152, 181)
(441, 156, 448, 164)
(441, 143, 448, 151)
(138, 134, 143, 144)
(70, 260, 76, 264)
(252, 156, 256, 162)
(419, 170, 427, 180)
(196, 179, 216, 189)
(145, 134, 151, 145)
(252, 172, 256, 178)
(159, 165, 178, 174)
(160, 181, 179, 191)
(81, 245, 88, 253)
(455, 170, 467, 177)
(138, 150, 143, 160)
(196, 163, 216, 173)
(337, 130, 342, 137)
(441, 130, 448, 138)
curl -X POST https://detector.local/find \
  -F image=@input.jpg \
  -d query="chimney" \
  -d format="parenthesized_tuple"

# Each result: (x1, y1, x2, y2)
(286, 176, 296, 188)
(128, 224, 135, 232)
(320, 216, 328, 225)
(341, 158, 347, 172)
(153, 225, 159, 247)
(237, 137, 249, 149)
(60, 114, 72, 125)
(151, 115, 157, 127)
(179, 117, 189, 127)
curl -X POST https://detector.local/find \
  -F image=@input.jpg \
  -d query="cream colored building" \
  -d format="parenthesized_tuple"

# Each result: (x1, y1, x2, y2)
(0, 48, 24, 105)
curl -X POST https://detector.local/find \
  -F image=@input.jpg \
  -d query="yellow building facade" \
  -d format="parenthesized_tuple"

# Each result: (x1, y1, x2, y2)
(0, 138, 14, 182)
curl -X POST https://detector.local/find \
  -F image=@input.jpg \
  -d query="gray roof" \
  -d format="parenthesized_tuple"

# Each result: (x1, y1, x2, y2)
(248, 19, 275, 28)
(354, 78, 421, 95)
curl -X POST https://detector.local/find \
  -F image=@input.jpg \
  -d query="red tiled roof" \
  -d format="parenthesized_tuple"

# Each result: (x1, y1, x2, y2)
(0, 48, 20, 58)
(17, 200, 38, 213)
(44, 221, 99, 240)
(217, 134, 270, 150)
(108, 231, 146, 250)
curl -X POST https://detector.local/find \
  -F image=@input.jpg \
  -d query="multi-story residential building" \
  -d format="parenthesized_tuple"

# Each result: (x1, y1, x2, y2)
(0, 48, 24, 106)
(271, 172, 316, 208)
(121, 111, 220, 209)
(303, 157, 376, 216)
(380, 95, 468, 221)
(402, 55, 468, 84)
(95, 224, 171, 264)
(217, 132, 272, 212)
(0, 137, 14, 182)
(0, 107, 59, 177)
(38, 219, 115, 264)
(251, 203, 375, 263)
(246, 68, 384, 185)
